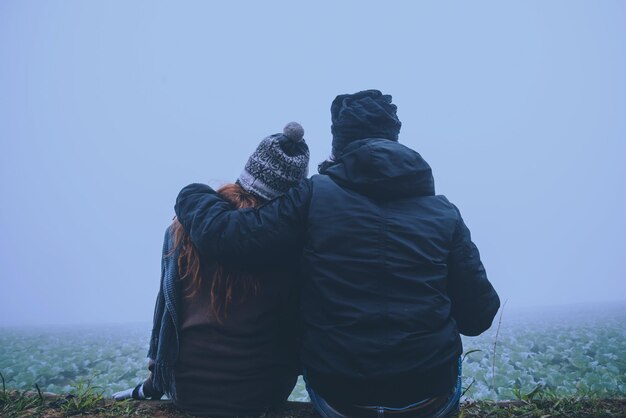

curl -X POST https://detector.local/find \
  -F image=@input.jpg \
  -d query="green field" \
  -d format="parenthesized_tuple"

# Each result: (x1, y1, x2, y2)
(1, 303, 624, 401)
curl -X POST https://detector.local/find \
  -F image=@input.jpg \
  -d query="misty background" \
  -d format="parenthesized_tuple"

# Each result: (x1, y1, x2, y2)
(1, 1, 625, 327)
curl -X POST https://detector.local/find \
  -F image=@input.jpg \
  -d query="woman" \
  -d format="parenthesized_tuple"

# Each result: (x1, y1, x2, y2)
(113, 122, 310, 417)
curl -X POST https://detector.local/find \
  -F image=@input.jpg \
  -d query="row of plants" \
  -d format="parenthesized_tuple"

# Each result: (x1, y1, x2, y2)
(0, 304, 624, 408)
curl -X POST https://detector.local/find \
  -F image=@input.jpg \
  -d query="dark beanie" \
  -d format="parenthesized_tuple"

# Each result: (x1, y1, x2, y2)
(236, 122, 310, 201)
(331, 89, 402, 156)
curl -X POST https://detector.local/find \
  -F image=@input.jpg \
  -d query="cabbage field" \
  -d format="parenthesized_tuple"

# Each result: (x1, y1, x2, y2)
(1, 303, 624, 401)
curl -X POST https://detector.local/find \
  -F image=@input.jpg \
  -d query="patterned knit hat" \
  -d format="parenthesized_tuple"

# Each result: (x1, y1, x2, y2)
(236, 122, 310, 201)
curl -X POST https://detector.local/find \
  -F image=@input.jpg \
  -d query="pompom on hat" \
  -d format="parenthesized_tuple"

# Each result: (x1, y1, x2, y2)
(236, 122, 310, 201)
(331, 89, 402, 157)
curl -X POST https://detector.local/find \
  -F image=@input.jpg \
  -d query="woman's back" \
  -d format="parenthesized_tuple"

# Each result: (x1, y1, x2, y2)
(175, 260, 300, 417)
(170, 181, 302, 416)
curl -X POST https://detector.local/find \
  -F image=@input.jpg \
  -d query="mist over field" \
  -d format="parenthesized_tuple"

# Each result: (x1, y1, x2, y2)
(1, 1, 625, 326)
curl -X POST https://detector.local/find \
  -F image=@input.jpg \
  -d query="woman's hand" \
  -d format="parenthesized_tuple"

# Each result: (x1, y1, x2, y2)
(112, 384, 146, 400)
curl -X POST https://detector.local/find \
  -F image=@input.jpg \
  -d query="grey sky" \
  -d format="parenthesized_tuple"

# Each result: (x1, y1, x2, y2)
(1, 1, 625, 326)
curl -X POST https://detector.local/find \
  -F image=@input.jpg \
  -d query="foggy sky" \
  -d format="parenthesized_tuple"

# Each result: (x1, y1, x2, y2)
(1, 1, 625, 326)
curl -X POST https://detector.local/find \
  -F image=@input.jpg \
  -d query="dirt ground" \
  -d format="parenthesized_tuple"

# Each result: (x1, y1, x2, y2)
(5, 392, 626, 418)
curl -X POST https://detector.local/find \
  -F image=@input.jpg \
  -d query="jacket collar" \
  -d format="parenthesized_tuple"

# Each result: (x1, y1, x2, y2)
(319, 138, 435, 199)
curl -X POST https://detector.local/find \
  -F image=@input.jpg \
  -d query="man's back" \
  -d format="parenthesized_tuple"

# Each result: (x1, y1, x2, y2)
(302, 138, 460, 374)
(298, 138, 499, 405)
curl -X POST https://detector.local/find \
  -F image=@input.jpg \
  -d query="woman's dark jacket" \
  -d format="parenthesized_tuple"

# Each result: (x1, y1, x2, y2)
(175, 138, 500, 406)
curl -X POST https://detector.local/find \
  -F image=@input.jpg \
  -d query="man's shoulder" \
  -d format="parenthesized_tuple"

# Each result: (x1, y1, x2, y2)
(432, 194, 454, 207)
(426, 194, 463, 221)
(308, 173, 335, 188)
(310, 173, 328, 181)
(429, 193, 456, 206)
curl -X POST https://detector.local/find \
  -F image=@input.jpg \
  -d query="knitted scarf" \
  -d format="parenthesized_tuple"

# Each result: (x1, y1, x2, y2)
(147, 227, 181, 400)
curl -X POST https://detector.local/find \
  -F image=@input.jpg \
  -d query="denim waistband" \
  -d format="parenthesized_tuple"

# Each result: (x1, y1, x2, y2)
(305, 356, 462, 418)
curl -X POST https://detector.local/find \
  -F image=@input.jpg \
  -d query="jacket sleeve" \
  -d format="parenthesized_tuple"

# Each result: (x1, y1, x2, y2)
(447, 207, 500, 336)
(174, 180, 312, 267)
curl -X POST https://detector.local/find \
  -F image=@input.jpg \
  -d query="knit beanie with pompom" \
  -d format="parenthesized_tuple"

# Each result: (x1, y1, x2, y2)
(236, 122, 310, 201)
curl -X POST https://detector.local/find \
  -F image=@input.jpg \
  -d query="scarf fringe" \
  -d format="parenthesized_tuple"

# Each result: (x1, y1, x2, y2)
(152, 361, 177, 400)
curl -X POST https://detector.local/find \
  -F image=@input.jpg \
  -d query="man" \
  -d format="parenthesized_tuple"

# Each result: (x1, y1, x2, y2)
(175, 90, 500, 418)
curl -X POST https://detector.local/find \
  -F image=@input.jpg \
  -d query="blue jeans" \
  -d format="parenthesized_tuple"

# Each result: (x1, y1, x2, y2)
(304, 358, 462, 418)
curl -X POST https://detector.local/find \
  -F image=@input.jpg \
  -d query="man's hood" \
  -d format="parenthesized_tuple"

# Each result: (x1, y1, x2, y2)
(320, 138, 435, 199)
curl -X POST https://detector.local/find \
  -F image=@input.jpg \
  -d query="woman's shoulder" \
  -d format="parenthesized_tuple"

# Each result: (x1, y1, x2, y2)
(160, 222, 178, 256)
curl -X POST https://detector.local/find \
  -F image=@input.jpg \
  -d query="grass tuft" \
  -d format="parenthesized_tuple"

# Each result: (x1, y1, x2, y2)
(462, 386, 626, 417)
(56, 376, 106, 415)
(1, 389, 45, 417)
(491, 300, 507, 400)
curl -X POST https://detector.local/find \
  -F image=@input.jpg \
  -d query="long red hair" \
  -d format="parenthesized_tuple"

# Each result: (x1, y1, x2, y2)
(170, 183, 262, 322)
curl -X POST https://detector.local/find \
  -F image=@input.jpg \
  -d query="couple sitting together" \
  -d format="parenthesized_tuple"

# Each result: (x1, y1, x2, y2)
(114, 90, 500, 418)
